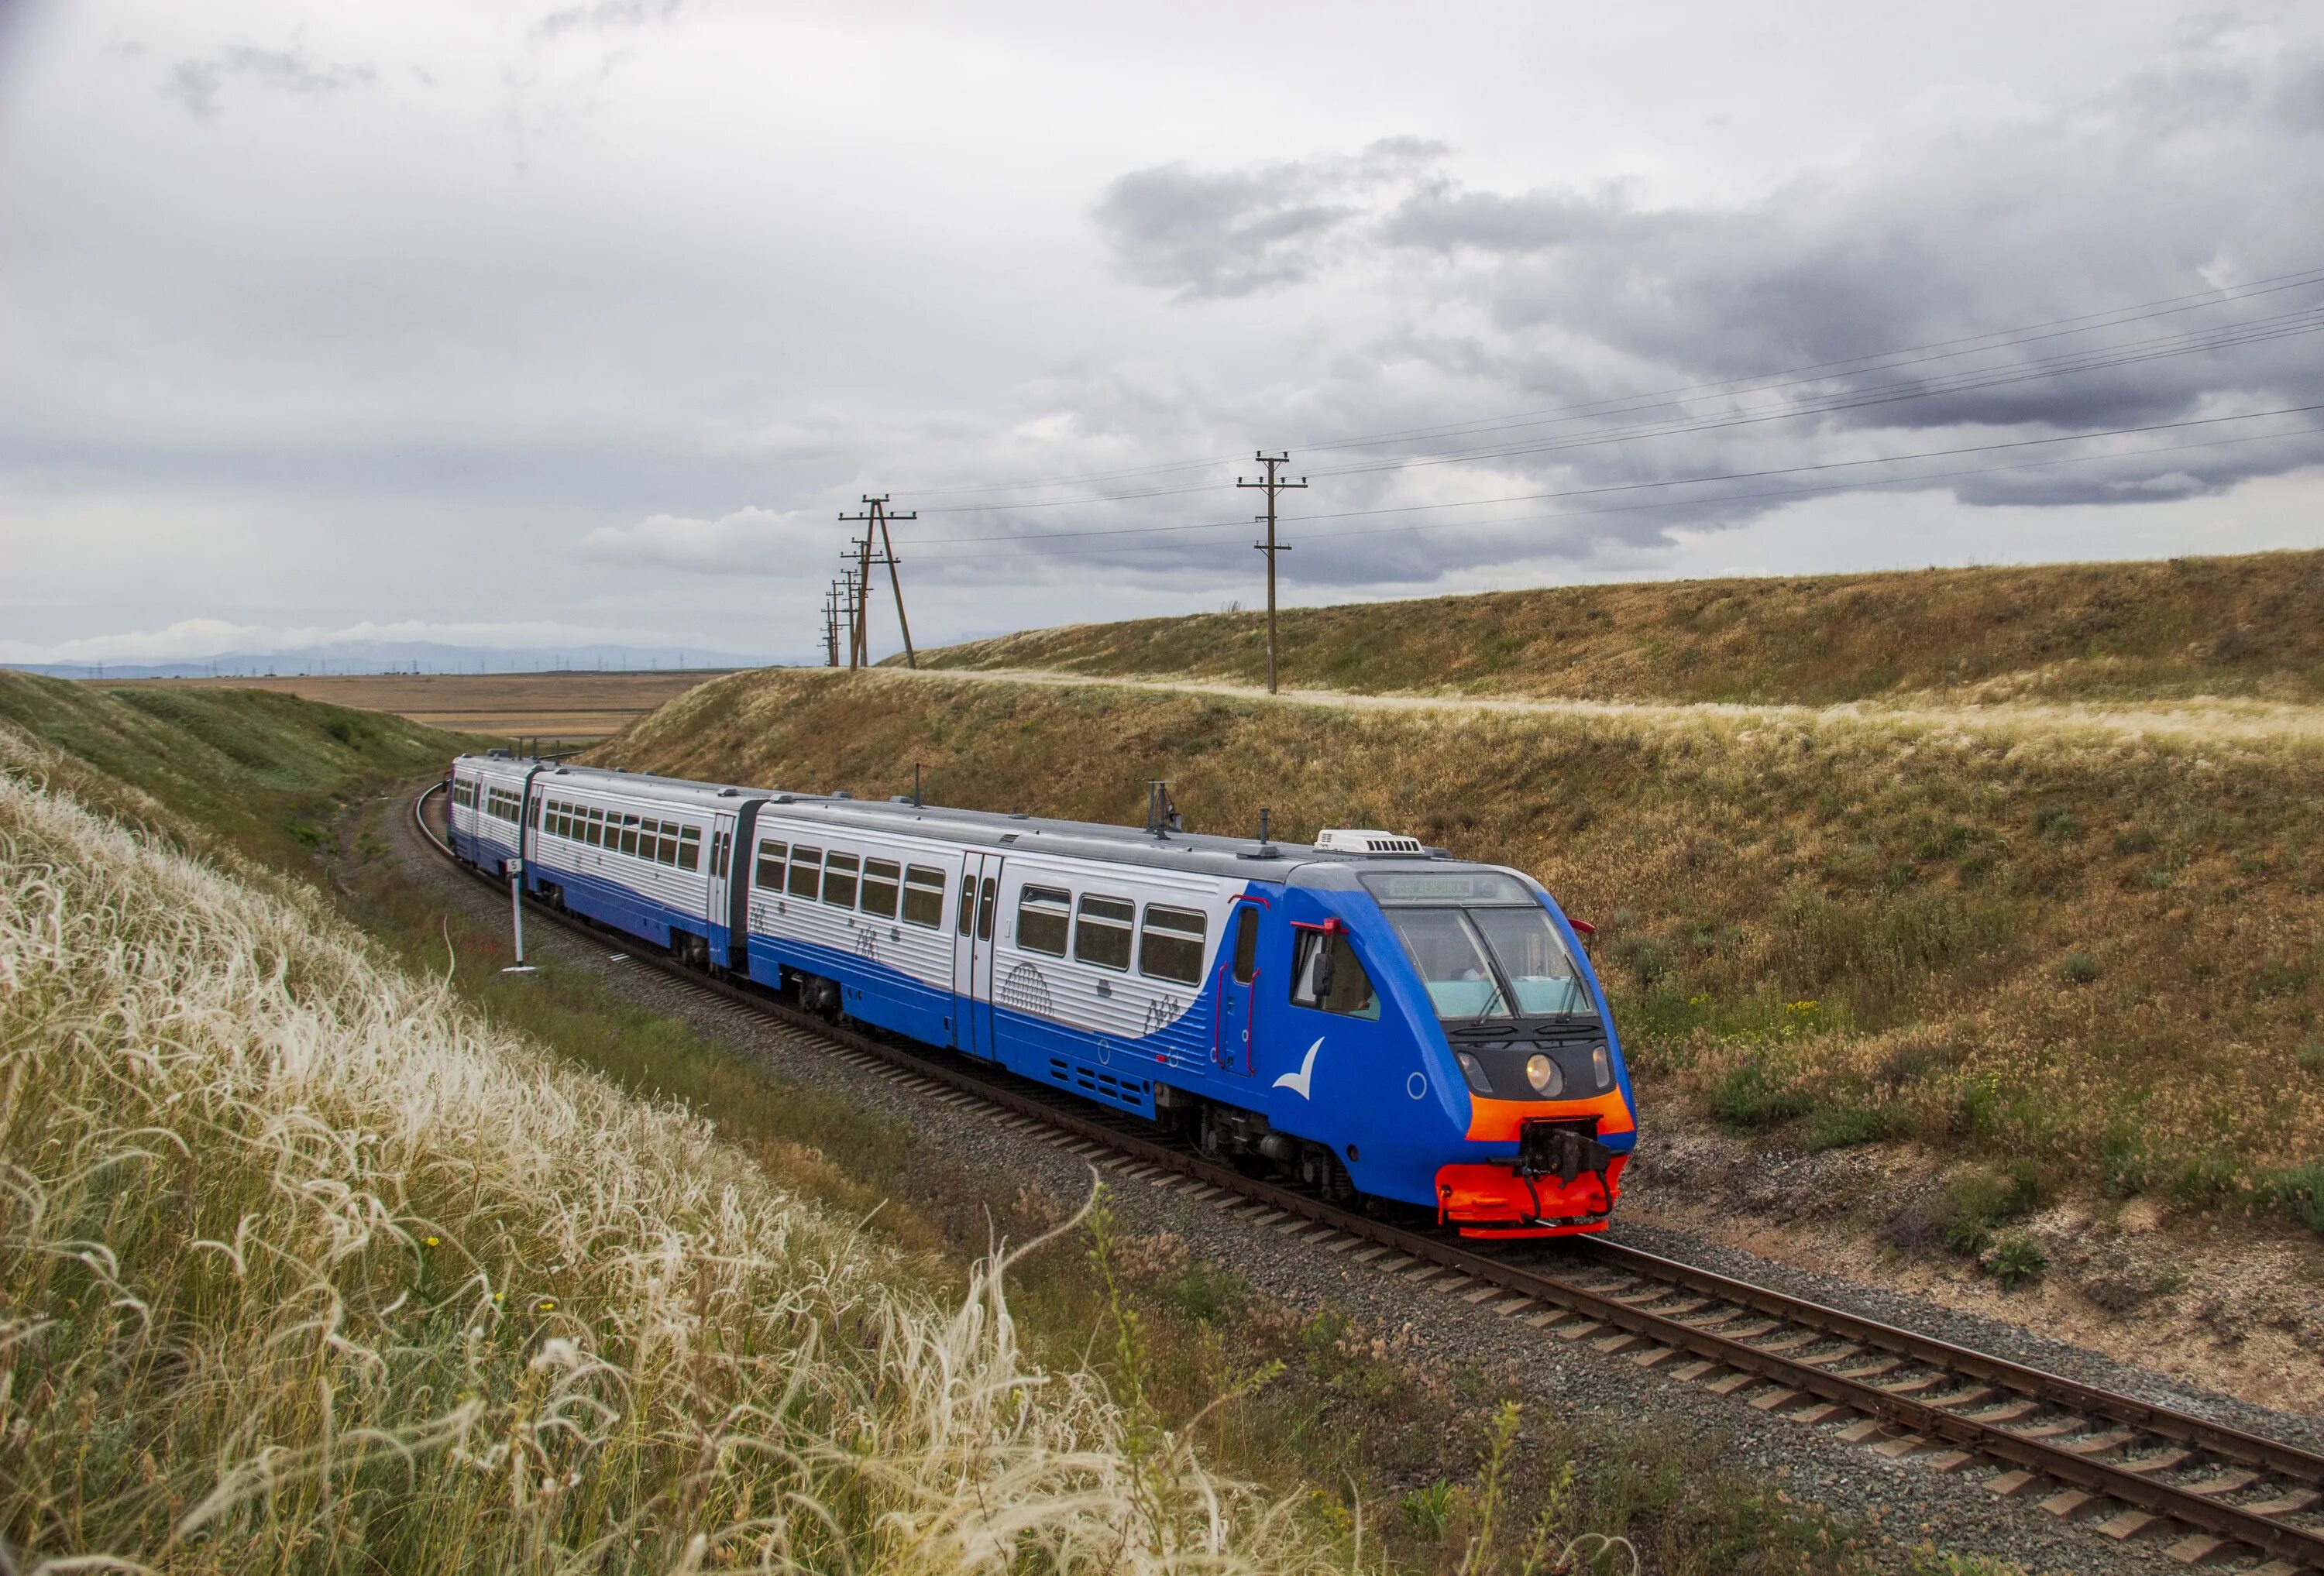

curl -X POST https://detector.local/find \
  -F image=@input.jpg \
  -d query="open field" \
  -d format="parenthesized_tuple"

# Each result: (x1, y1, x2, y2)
(105, 668, 741, 741)
(911, 549, 2324, 707)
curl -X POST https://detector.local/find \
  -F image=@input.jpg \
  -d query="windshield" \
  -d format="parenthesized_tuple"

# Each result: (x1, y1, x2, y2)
(1469, 906, 1591, 1015)
(1383, 905, 1592, 1021)
(1383, 908, 1510, 1019)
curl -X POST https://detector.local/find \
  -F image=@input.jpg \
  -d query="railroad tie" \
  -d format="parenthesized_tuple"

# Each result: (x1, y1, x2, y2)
(2093, 1509, 2166, 1542)
(2161, 1533, 2234, 1567)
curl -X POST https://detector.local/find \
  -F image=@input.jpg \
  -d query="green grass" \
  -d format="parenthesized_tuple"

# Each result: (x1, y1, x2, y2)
(0, 668, 476, 867)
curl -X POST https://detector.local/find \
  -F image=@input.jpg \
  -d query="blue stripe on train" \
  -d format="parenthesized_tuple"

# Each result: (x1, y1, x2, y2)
(514, 857, 1263, 1138)
(526, 859, 733, 959)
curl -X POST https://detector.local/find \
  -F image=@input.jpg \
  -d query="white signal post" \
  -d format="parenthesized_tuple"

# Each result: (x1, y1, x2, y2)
(504, 858, 536, 974)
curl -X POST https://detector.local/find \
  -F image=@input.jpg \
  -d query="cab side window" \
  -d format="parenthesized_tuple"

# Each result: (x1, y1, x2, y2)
(1231, 907, 1259, 984)
(1289, 928, 1379, 1020)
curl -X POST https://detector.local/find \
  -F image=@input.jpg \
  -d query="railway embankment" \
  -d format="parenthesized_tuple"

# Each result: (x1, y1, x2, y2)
(595, 661, 2324, 1410)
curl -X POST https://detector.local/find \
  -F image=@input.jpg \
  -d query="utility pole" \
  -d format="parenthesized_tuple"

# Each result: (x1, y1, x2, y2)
(821, 582, 844, 668)
(838, 495, 918, 668)
(1237, 452, 1307, 694)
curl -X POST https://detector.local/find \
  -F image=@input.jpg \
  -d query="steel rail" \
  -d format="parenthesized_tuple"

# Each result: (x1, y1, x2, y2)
(1576, 1238, 2324, 1486)
(412, 782, 2324, 1568)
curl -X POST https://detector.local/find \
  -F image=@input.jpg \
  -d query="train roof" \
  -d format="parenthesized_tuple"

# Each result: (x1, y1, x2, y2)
(456, 756, 1504, 884)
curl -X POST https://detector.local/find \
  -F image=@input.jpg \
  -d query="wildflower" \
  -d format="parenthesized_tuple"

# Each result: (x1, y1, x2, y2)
(424, 1235, 440, 1248)
(538, 1299, 557, 1312)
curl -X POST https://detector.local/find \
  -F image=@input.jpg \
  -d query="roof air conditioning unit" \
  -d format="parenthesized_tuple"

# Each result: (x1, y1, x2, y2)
(1312, 828, 1425, 855)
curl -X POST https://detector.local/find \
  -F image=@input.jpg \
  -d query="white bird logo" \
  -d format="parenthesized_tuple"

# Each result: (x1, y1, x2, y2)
(1274, 1037, 1323, 1100)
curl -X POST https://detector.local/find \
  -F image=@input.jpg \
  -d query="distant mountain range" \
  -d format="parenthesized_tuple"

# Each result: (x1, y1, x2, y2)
(6, 640, 772, 682)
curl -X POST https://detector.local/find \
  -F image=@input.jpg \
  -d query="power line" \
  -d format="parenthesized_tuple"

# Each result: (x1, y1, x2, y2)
(1238, 453, 1307, 693)
(894, 299, 2324, 517)
(889, 263, 2324, 506)
(889, 403, 2324, 565)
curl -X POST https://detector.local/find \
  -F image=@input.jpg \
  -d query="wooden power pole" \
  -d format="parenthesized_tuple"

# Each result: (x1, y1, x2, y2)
(1237, 452, 1307, 693)
(838, 495, 918, 668)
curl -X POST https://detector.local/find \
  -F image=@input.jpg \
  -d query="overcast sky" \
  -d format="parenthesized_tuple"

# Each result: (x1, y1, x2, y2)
(4, 1, 2322, 667)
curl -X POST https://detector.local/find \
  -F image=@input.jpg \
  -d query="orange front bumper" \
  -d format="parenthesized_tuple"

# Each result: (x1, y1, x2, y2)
(1435, 1153, 1627, 1238)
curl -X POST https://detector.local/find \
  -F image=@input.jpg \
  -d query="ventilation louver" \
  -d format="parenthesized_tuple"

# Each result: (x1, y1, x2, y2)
(1312, 828, 1426, 855)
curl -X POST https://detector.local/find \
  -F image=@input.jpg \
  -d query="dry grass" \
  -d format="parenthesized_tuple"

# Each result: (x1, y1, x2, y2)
(910, 549, 2324, 707)
(600, 669, 2324, 1224)
(105, 671, 739, 743)
(0, 731, 1351, 1574)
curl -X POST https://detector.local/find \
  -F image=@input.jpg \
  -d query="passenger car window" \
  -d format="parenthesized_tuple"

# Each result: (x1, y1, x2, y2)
(787, 846, 822, 898)
(586, 809, 605, 846)
(958, 882, 975, 936)
(977, 877, 996, 941)
(1017, 884, 1069, 955)
(861, 857, 901, 918)
(1231, 906, 1259, 984)
(1289, 928, 1379, 1020)
(677, 827, 701, 872)
(822, 850, 860, 908)
(756, 840, 787, 889)
(1140, 905, 1207, 985)
(658, 826, 681, 865)
(902, 865, 945, 929)
(1074, 894, 1134, 970)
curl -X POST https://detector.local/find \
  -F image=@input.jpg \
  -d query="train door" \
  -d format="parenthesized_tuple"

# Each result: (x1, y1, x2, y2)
(1214, 898, 1262, 1075)
(705, 814, 734, 956)
(951, 851, 1003, 1058)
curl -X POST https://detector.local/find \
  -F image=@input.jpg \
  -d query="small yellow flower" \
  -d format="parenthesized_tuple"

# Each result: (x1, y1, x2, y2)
(424, 1236, 440, 1248)
(538, 1299, 557, 1312)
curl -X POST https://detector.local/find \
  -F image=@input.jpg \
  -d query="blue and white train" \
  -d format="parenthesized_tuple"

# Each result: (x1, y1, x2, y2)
(445, 750, 1635, 1237)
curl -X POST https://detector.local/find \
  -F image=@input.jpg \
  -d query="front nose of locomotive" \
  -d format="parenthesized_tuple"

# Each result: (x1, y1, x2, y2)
(1434, 1042, 1635, 1237)
(1431, 910, 1636, 1238)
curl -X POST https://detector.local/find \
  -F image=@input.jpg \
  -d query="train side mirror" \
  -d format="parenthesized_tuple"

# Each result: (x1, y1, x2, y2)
(1568, 917, 1596, 954)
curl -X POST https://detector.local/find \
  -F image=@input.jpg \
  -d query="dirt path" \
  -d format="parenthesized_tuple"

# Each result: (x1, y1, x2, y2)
(896, 665, 2324, 747)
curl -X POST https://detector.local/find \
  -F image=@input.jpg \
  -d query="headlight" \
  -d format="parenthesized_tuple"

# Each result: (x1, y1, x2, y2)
(1592, 1043, 1612, 1089)
(1525, 1053, 1563, 1096)
(1456, 1052, 1492, 1095)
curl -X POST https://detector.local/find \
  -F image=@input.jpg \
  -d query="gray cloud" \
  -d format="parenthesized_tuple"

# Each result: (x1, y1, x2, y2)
(1094, 137, 1444, 300)
(532, 0, 685, 44)
(167, 45, 376, 118)
(1089, 36, 2324, 548)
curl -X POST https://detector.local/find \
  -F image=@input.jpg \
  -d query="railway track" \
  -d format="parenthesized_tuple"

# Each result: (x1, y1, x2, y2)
(414, 783, 2323, 1573)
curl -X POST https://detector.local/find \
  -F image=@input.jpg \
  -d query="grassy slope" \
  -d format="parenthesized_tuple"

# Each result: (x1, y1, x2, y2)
(0, 668, 473, 864)
(2, 671, 1872, 1571)
(0, 744, 1336, 1574)
(912, 549, 2324, 706)
(601, 668, 2324, 1231)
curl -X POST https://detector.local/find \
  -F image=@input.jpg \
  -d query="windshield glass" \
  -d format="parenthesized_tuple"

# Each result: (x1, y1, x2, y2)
(1469, 906, 1591, 1015)
(1383, 908, 1510, 1019)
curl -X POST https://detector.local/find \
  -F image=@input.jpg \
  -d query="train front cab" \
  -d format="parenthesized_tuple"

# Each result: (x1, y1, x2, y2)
(1250, 863, 1634, 1239)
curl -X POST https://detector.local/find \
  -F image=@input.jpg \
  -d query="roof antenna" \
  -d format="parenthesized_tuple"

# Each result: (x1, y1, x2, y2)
(912, 762, 923, 808)
(1257, 806, 1276, 857)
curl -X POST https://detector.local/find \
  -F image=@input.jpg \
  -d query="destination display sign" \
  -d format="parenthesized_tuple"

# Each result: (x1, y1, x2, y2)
(1357, 870, 1532, 905)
